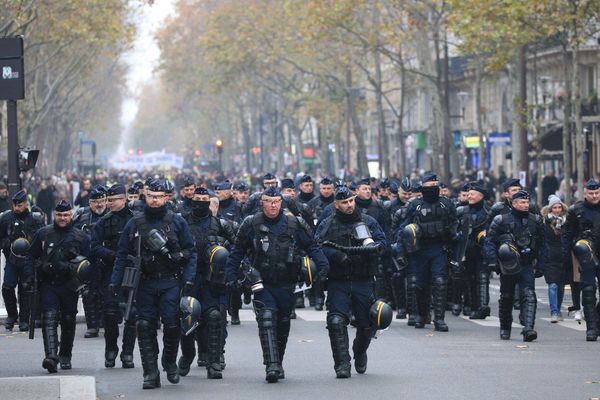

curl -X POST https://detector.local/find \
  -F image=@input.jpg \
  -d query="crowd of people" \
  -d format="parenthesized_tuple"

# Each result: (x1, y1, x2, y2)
(1, 167, 599, 389)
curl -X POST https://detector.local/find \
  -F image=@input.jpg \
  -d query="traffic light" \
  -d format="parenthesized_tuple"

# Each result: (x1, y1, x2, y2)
(18, 148, 39, 171)
(194, 149, 201, 157)
(137, 148, 143, 155)
(215, 139, 223, 154)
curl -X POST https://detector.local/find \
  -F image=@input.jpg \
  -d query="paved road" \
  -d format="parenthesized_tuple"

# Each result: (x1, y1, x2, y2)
(1, 277, 600, 400)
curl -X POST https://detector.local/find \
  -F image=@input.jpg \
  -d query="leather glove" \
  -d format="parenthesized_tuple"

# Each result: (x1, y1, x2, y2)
(534, 269, 544, 278)
(226, 280, 240, 291)
(108, 283, 119, 298)
(170, 251, 184, 263)
(331, 250, 351, 268)
(182, 281, 195, 296)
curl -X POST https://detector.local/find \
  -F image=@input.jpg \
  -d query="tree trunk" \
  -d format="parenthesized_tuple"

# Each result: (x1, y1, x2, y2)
(573, 40, 584, 198)
(475, 64, 487, 174)
(562, 48, 573, 204)
(346, 67, 369, 176)
(518, 46, 529, 178)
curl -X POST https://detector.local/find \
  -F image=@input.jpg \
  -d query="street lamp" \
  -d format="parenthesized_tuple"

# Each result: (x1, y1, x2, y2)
(539, 76, 551, 120)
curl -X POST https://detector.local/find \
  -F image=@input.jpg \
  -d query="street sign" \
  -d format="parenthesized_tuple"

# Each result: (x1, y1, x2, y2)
(0, 37, 24, 100)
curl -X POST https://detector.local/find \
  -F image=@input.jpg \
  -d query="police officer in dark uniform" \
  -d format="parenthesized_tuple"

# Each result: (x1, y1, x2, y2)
(73, 186, 107, 338)
(233, 181, 250, 209)
(562, 179, 600, 341)
(225, 187, 328, 383)
(111, 180, 197, 389)
(176, 176, 196, 217)
(178, 187, 235, 379)
(164, 180, 180, 212)
(215, 181, 241, 222)
(400, 172, 458, 332)
(489, 178, 540, 221)
(297, 174, 315, 204)
(127, 186, 140, 203)
(378, 179, 392, 201)
(452, 183, 491, 319)
(0, 189, 45, 331)
(315, 186, 386, 378)
(307, 177, 335, 224)
(484, 190, 544, 341)
(241, 172, 279, 216)
(26, 200, 91, 372)
(389, 178, 412, 320)
(91, 184, 137, 368)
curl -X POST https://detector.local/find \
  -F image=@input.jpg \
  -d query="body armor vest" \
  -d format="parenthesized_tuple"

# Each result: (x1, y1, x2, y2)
(131, 211, 181, 277)
(496, 213, 541, 261)
(101, 208, 134, 251)
(320, 214, 376, 280)
(571, 202, 600, 241)
(187, 215, 224, 277)
(39, 226, 88, 286)
(413, 200, 450, 239)
(251, 213, 299, 284)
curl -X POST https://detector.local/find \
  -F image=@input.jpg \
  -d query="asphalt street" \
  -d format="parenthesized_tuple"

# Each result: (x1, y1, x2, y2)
(1, 277, 600, 400)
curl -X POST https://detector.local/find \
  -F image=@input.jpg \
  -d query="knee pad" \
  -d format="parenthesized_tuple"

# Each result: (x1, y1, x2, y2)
(522, 287, 536, 302)
(136, 318, 154, 332)
(258, 308, 275, 328)
(2, 283, 15, 291)
(433, 276, 446, 286)
(327, 313, 348, 329)
(206, 308, 222, 323)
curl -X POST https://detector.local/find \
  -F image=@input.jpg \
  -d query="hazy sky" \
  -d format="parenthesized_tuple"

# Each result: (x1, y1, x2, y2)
(117, 0, 176, 156)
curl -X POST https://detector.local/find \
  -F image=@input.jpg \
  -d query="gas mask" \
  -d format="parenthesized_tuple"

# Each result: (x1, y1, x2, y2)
(145, 229, 170, 256)
(353, 222, 374, 246)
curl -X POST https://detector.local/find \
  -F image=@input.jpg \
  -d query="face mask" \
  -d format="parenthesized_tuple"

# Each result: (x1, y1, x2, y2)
(0, 193, 7, 200)
(421, 186, 440, 203)
(191, 200, 210, 217)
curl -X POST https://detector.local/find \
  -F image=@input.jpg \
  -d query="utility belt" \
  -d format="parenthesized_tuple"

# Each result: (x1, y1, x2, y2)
(141, 271, 180, 281)
(256, 260, 298, 284)
(419, 220, 446, 238)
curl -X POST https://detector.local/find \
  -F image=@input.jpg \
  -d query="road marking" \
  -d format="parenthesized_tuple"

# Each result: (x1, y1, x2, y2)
(295, 310, 327, 322)
(539, 318, 586, 331)
(459, 315, 522, 328)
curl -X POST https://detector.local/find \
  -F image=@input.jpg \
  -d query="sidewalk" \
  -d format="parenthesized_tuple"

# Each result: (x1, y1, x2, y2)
(0, 376, 96, 400)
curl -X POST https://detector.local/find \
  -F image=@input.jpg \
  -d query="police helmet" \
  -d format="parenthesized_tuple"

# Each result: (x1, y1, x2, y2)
(9, 237, 30, 265)
(299, 256, 317, 286)
(497, 243, 521, 275)
(180, 296, 202, 336)
(402, 223, 421, 253)
(207, 245, 229, 285)
(71, 256, 94, 284)
(369, 299, 393, 330)
(573, 239, 598, 272)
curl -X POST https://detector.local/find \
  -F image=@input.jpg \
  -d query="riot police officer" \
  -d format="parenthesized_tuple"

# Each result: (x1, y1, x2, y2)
(91, 184, 137, 368)
(225, 186, 328, 383)
(388, 178, 411, 320)
(73, 186, 107, 338)
(400, 173, 458, 332)
(178, 187, 235, 379)
(452, 183, 490, 319)
(176, 176, 196, 217)
(562, 179, 600, 341)
(111, 180, 197, 389)
(241, 172, 279, 216)
(297, 174, 315, 204)
(489, 178, 540, 222)
(315, 186, 386, 378)
(307, 176, 335, 224)
(26, 200, 91, 372)
(215, 181, 241, 222)
(0, 189, 45, 331)
(484, 190, 544, 341)
(233, 182, 250, 208)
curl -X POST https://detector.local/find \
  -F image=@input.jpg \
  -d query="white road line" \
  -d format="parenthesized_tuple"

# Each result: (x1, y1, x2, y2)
(459, 315, 522, 328)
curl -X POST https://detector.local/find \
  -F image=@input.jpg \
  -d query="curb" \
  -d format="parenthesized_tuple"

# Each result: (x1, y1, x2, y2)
(0, 375, 96, 400)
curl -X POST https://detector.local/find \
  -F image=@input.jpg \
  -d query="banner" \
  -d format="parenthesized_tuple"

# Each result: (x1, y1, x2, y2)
(109, 151, 184, 170)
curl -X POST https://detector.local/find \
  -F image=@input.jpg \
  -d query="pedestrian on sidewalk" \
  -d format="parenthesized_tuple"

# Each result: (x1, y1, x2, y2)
(541, 195, 568, 322)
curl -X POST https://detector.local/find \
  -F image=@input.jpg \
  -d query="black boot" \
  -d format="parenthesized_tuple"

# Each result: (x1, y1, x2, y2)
(463, 279, 473, 316)
(121, 320, 136, 368)
(161, 324, 181, 384)
(42, 310, 59, 373)
(196, 325, 208, 366)
(432, 277, 449, 332)
(392, 272, 407, 319)
(103, 311, 121, 368)
(295, 293, 305, 308)
(2, 285, 18, 331)
(277, 315, 290, 379)
(17, 286, 31, 332)
(137, 319, 160, 389)
(451, 273, 465, 316)
(470, 272, 491, 320)
(352, 327, 371, 374)
(407, 275, 417, 325)
(582, 285, 599, 342)
(178, 331, 196, 376)
(414, 286, 428, 329)
(521, 288, 538, 342)
(314, 281, 325, 311)
(499, 293, 513, 340)
(81, 287, 99, 338)
(58, 314, 76, 369)
(257, 308, 281, 383)
(207, 309, 224, 379)
(327, 313, 351, 378)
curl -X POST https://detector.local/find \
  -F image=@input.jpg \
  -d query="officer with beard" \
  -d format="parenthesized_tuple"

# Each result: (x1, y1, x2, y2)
(315, 186, 386, 378)
(452, 183, 491, 319)
(562, 179, 600, 341)
(178, 187, 235, 379)
(73, 186, 107, 338)
(484, 190, 544, 341)
(91, 184, 137, 368)
(26, 200, 90, 372)
(233, 182, 250, 208)
(297, 175, 315, 204)
(225, 187, 328, 383)
(0, 190, 45, 331)
(400, 173, 458, 331)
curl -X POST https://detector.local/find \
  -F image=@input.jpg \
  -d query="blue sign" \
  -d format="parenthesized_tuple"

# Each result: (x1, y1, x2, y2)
(488, 131, 511, 146)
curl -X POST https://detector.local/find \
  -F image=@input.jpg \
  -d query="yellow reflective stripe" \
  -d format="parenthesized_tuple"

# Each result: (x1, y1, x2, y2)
(304, 256, 312, 284)
(477, 230, 486, 242)
(578, 240, 593, 254)
(376, 301, 384, 327)
(209, 246, 223, 273)
(409, 224, 417, 247)
(187, 297, 194, 325)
